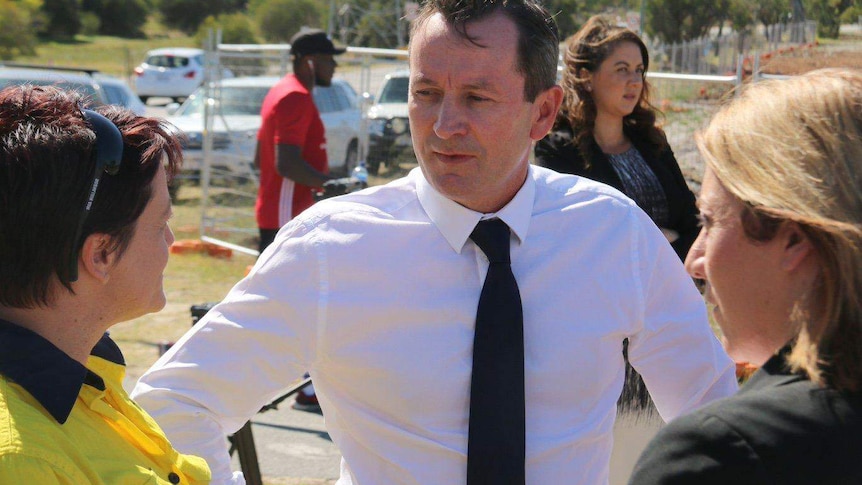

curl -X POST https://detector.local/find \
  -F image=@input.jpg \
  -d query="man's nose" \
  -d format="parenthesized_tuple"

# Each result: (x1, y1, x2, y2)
(433, 96, 467, 139)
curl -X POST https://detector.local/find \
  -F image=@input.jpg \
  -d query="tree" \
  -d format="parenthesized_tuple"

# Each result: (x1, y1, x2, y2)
(195, 13, 258, 45)
(81, 0, 148, 38)
(0, 0, 42, 59)
(807, 0, 855, 38)
(647, 0, 724, 43)
(256, 0, 323, 43)
(158, 0, 246, 35)
(40, 0, 80, 39)
(544, 0, 581, 39)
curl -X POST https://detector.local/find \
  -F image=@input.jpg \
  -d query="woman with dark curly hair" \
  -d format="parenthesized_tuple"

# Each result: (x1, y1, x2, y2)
(535, 15, 699, 261)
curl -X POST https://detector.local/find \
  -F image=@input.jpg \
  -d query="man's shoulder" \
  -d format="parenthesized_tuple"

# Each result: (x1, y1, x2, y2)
(262, 76, 311, 108)
(531, 164, 636, 211)
(299, 175, 419, 225)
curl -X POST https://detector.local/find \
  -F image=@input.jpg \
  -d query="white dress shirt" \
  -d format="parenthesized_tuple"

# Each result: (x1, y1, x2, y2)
(133, 166, 737, 485)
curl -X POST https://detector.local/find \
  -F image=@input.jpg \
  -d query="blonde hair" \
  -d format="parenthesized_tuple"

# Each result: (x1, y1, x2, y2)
(697, 68, 862, 391)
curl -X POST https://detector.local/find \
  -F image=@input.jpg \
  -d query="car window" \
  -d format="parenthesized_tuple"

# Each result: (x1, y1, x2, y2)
(147, 55, 191, 69)
(333, 82, 358, 111)
(379, 77, 409, 104)
(313, 87, 337, 114)
(176, 85, 271, 117)
(101, 84, 128, 105)
(219, 86, 270, 115)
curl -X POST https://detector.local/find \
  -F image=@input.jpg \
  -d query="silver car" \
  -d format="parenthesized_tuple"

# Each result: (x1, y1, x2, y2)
(0, 64, 146, 115)
(166, 76, 362, 179)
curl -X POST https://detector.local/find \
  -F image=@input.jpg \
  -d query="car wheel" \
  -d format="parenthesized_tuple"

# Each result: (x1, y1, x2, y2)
(344, 141, 358, 176)
(139, 96, 149, 104)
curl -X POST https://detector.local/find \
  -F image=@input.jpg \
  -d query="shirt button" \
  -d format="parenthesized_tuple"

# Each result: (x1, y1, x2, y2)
(168, 472, 180, 484)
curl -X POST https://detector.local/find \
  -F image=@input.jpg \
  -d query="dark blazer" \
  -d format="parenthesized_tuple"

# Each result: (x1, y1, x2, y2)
(534, 125, 699, 261)
(628, 347, 862, 485)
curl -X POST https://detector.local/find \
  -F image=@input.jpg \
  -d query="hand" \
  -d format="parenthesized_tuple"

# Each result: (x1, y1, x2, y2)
(321, 178, 347, 197)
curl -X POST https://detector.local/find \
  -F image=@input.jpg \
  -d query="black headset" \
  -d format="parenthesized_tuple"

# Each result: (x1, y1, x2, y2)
(68, 109, 124, 282)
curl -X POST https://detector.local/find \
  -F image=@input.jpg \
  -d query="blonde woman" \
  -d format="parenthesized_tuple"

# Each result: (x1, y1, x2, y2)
(630, 68, 862, 484)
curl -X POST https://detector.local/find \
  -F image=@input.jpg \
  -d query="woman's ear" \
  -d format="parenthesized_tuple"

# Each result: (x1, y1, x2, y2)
(780, 222, 814, 272)
(579, 68, 592, 91)
(79, 233, 116, 283)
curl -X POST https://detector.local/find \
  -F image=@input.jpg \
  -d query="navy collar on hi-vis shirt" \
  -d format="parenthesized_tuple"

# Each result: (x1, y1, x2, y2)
(0, 319, 125, 424)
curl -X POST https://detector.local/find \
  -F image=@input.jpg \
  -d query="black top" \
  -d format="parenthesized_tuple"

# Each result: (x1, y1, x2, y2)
(0, 319, 123, 424)
(629, 346, 862, 485)
(534, 125, 699, 261)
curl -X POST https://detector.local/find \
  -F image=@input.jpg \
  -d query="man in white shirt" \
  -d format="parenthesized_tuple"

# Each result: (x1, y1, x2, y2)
(132, 1, 737, 484)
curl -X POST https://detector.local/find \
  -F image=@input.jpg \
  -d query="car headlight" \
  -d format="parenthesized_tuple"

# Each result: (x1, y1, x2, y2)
(368, 118, 386, 137)
(390, 117, 408, 135)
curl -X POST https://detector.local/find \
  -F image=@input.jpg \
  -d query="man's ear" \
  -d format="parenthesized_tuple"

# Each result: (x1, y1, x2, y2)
(79, 233, 115, 283)
(780, 221, 814, 272)
(530, 85, 563, 141)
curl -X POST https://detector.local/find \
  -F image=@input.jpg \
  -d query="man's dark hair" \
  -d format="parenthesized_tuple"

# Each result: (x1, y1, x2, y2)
(410, 0, 559, 102)
(0, 85, 183, 308)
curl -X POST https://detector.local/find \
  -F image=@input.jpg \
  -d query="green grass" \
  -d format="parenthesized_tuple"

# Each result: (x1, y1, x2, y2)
(14, 17, 198, 79)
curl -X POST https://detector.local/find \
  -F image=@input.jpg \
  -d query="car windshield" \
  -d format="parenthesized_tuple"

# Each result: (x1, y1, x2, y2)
(176, 85, 271, 117)
(379, 76, 408, 104)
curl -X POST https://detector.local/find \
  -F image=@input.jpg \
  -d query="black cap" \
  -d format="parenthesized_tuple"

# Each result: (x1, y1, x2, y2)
(290, 28, 346, 58)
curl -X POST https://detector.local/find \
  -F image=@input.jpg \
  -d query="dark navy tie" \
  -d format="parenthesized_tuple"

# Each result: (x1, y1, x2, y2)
(467, 218, 525, 485)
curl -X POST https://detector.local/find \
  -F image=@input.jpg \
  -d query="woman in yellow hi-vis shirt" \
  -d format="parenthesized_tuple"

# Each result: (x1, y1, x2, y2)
(0, 85, 210, 484)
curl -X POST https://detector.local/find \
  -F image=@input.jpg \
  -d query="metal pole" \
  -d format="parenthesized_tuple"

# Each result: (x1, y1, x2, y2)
(396, 0, 404, 47)
(328, 0, 336, 37)
(639, 0, 646, 36)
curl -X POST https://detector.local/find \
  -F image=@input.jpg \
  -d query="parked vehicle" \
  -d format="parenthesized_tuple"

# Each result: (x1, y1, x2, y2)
(0, 63, 146, 115)
(133, 48, 233, 104)
(366, 69, 412, 175)
(165, 76, 362, 181)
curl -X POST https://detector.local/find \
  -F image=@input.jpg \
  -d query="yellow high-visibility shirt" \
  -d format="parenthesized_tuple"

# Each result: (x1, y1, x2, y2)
(0, 321, 211, 484)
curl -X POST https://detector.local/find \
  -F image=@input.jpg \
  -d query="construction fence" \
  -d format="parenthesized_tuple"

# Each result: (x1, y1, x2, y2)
(189, 39, 790, 256)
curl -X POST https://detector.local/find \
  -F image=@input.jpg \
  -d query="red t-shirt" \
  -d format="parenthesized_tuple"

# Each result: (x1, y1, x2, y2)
(255, 74, 328, 230)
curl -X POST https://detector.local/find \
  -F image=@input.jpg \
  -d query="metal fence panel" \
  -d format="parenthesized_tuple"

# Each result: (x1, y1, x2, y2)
(192, 41, 760, 254)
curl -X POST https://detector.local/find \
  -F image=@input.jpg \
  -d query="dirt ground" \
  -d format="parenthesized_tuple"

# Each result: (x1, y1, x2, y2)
(761, 28, 862, 74)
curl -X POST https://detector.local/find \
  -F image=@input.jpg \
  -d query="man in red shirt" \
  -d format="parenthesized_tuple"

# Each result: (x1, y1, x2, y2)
(254, 28, 345, 253)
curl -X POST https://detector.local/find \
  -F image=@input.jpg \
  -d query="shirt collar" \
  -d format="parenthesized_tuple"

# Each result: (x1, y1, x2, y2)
(0, 319, 124, 424)
(413, 166, 535, 253)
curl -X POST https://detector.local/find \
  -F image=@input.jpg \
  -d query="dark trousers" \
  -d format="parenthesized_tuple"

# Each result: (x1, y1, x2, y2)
(258, 228, 279, 254)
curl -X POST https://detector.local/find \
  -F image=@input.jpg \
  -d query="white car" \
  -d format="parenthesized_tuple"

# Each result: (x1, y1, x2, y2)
(166, 76, 362, 179)
(133, 48, 233, 103)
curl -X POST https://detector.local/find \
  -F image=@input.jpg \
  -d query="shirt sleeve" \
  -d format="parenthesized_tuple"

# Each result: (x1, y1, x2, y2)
(131, 219, 321, 485)
(272, 92, 314, 147)
(628, 412, 768, 485)
(625, 208, 738, 421)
